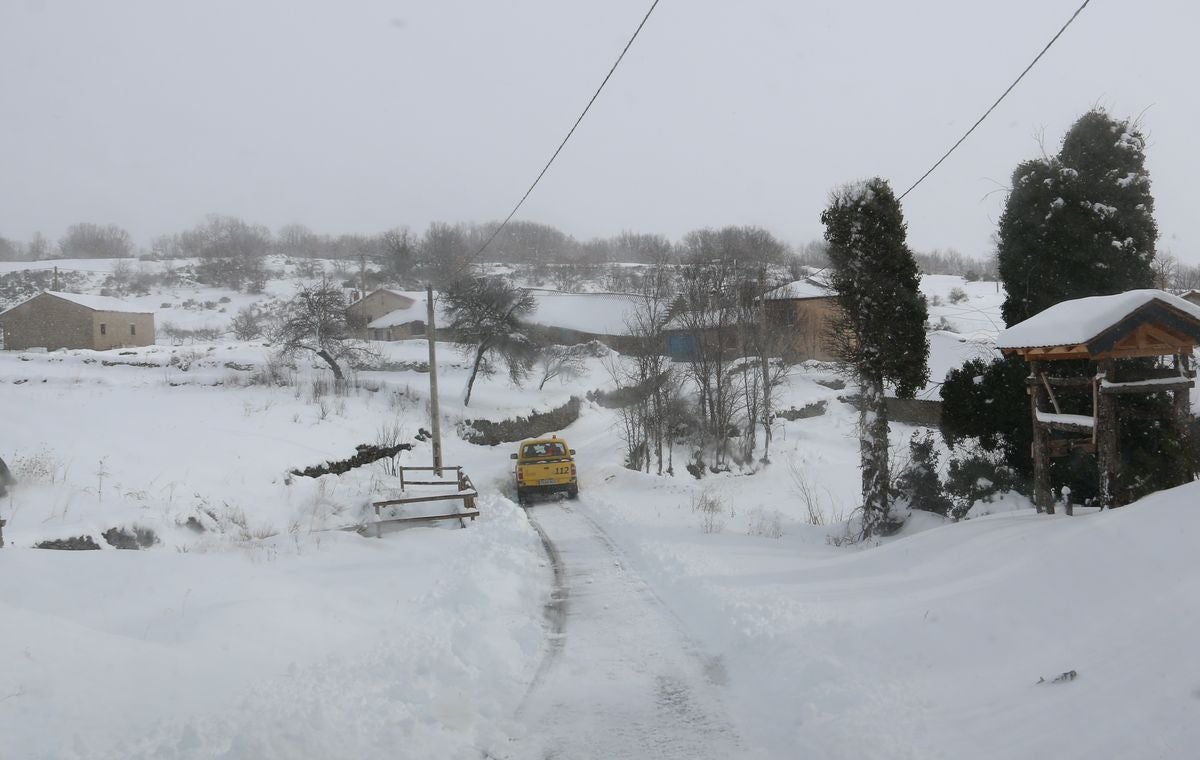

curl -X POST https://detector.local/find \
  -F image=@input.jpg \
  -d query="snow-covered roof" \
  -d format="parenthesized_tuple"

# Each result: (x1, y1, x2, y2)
(367, 301, 428, 329)
(996, 289, 1200, 349)
(525, 290, 645, 336)
(38, 291, 152, 314)
(350, 288, 415, 308)
(762, 278, 832, 301)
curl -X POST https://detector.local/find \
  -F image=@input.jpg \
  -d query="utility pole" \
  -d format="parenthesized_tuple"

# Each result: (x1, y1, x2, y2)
(358, 252, 367, 300)
(425, 284, 443, 474)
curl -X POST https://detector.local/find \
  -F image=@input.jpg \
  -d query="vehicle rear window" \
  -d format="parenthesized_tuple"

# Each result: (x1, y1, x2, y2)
(524, 442, 566, 458)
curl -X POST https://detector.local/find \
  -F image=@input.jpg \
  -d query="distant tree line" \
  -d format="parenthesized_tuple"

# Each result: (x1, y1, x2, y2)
(3, 216, 1015, 286)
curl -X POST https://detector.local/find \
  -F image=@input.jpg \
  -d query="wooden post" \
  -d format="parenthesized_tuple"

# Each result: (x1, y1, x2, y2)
(426, 284, 444, 476)
(1029, 361, 1053, 513)
(1095, 359, 1119, 508)
(1174, 352, 1196, 481)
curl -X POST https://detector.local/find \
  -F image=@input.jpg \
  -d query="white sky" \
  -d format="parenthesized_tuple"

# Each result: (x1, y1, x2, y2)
(1, 0, 1197, 262)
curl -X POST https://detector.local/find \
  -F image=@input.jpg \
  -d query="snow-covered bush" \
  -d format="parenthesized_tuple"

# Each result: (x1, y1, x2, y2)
(944, 449, 1016, 519)
(894, 431, 952, 516)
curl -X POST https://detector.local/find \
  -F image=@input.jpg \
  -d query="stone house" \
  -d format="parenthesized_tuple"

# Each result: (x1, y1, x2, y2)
(345, 289, 417, 338)
(366, 299, 429, 341)
(661, 278, 842, 362)
(760, 278, 842, 361)
(0, 291, 155, 351)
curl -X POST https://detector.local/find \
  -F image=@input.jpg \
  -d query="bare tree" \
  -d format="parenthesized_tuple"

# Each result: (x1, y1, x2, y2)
(27, 232, 50, 261)
(277, 223, 324, 258)
(674, 253, 744, 467)
(734, 267, 797, 463)
(1152, 251, 1178, 290)
(182, 214, 273, 292)
(381, 226, 417, 279)
(419, 222, 474, 286)
(0, 236, 19, 261)
(441, 277, 538, 405)
(536, 344, 588, 390)
(269, 281, 373, 381)
(605, 262, 679, 473)
(58, 223, 134, 259)
(1176, 262, 1200, 292)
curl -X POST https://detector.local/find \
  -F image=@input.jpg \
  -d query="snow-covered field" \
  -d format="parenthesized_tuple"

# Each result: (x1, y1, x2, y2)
(3, 261, 1198, 759)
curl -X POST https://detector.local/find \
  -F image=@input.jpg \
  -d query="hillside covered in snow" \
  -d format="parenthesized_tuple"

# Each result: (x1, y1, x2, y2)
(1, 259, 1197, 759)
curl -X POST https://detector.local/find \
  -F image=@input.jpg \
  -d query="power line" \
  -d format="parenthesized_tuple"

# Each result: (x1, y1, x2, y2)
(896, 0, 1091, 202)
(471, 0, 662, 261)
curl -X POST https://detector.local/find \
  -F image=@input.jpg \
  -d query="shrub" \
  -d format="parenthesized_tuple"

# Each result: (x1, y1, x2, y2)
(460, 397, 581, 446)
(694, 488, 726, 534)
(944, 449, 1016, 519)
(231, 306, 264, 340)
(160, 322, 224, 344)
(894, 431, 952, 516)
(948, 286, 968, 304)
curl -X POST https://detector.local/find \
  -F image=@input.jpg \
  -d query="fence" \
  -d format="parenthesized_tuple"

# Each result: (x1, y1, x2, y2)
(366, 465, 479, 536)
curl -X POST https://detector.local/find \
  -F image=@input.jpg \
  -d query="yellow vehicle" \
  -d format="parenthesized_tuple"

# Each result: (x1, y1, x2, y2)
(511, 435, 578, 504)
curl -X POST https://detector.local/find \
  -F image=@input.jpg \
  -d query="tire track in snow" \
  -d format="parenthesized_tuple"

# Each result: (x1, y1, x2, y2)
(515, 510, 569, 717)
(504, 498, 747, 760)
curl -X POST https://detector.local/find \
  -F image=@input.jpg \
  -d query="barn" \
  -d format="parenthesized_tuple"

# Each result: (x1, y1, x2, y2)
(0, 291, 155, 351)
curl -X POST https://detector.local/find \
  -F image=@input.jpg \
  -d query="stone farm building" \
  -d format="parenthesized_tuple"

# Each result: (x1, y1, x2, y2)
(346, 289, 414, 338)
(0, 291, 155, 351)
(663, 277, 842, 362)
(760, 277, 841, 361)
(347, 288, 452, 342)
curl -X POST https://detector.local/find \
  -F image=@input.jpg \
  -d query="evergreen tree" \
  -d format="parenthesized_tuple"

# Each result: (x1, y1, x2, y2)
(999, 108, 1157, 326)
(821, 178, 929, 538)
(895, 431, 952, 517)
(940, 355, 1033, 485)
(945, 108, 1165, 507)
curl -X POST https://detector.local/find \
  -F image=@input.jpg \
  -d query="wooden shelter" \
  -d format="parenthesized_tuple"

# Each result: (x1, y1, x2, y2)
(996, 290, 1200, 512)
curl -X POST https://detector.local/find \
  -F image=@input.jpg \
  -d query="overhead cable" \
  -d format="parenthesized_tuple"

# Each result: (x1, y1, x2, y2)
(471, 0, 662, 261)
(897, 0, 1092, 201)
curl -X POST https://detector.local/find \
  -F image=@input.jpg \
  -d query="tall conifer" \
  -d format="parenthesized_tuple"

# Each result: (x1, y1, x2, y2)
(821, 178, 929, 537)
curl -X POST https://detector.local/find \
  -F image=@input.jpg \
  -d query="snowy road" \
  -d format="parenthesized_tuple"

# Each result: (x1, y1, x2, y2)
(505, 499, 750, 760)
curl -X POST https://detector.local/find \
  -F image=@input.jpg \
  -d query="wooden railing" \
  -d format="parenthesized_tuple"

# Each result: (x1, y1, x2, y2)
(366, 466, 479, 536)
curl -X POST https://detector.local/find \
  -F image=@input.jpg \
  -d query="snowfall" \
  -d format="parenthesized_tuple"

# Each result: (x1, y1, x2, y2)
(1, 259, 1198, 759)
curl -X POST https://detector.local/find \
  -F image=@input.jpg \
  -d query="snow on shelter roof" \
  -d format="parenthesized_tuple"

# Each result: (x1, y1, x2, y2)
(40, 291, 153, 314)
(996, 289, 1200, 349)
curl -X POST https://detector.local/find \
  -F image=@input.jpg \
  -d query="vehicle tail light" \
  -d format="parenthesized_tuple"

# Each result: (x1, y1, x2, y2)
(516, 467, 524, 482)
(570, 464, 576, 477)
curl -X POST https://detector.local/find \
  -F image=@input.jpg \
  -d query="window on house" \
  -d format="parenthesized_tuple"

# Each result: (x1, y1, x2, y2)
(410, 321, 426, 336)
(785, 308, 796, 326)
(130, 324, 136, 336)
(100, 323, 107, 335)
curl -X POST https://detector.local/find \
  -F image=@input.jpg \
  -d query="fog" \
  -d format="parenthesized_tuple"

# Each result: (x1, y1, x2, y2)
(2, 0, 1197, 260)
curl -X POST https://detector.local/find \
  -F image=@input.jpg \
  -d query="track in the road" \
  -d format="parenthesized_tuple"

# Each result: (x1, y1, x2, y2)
(505, 498, 746, 760)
